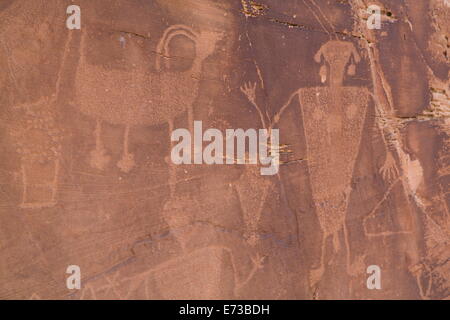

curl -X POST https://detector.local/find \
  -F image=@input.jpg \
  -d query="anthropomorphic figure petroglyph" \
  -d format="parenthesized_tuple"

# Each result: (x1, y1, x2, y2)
(348, 0, 450, 298)
(8, 102, 63, 208)
(75, 24, 222, 175)
(292, 40, 371, 286)
(249, 40, 398, 289)
(399, 96, 450, 299)
(238, 82, 280, 247)
(233, 159, 273, 247)
(1, 2, 70, 209)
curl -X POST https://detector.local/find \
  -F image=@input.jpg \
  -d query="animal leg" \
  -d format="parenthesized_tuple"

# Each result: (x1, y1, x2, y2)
(90, 119, 110, 170)
(117, 124, 135, 173)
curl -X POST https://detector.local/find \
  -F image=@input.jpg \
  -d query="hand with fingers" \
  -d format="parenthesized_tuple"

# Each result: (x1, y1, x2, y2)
(380, 152, 399, 181)
(251, 253, 266, 270)
(240, 82, 257, 104)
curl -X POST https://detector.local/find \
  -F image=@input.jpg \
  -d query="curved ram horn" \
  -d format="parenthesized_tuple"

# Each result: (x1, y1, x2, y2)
(155, 24, 199, 71)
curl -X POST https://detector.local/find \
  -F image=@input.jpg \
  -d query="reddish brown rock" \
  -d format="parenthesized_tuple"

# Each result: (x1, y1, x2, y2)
(0, 0, 448, 299)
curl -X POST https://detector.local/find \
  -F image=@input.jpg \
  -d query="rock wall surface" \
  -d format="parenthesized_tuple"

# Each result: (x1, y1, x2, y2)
(0, 0, 449, 299)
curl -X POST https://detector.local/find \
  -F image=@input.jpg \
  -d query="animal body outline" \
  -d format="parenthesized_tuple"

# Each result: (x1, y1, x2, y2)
(75, 24, 223, 179)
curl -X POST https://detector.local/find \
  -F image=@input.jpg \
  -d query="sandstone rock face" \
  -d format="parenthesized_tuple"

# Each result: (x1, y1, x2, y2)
(0, 0, 449, 299)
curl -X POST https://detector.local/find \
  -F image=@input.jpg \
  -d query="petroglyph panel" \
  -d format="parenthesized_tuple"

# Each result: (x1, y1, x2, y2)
(0, 0, 448, 300)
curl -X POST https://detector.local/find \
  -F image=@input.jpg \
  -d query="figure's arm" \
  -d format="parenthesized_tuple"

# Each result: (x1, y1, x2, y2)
(240, 81, 301, 131)
(371, 93, 400, 181)
(240, 82, 268, 129)
(271, 89, 301, 129)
